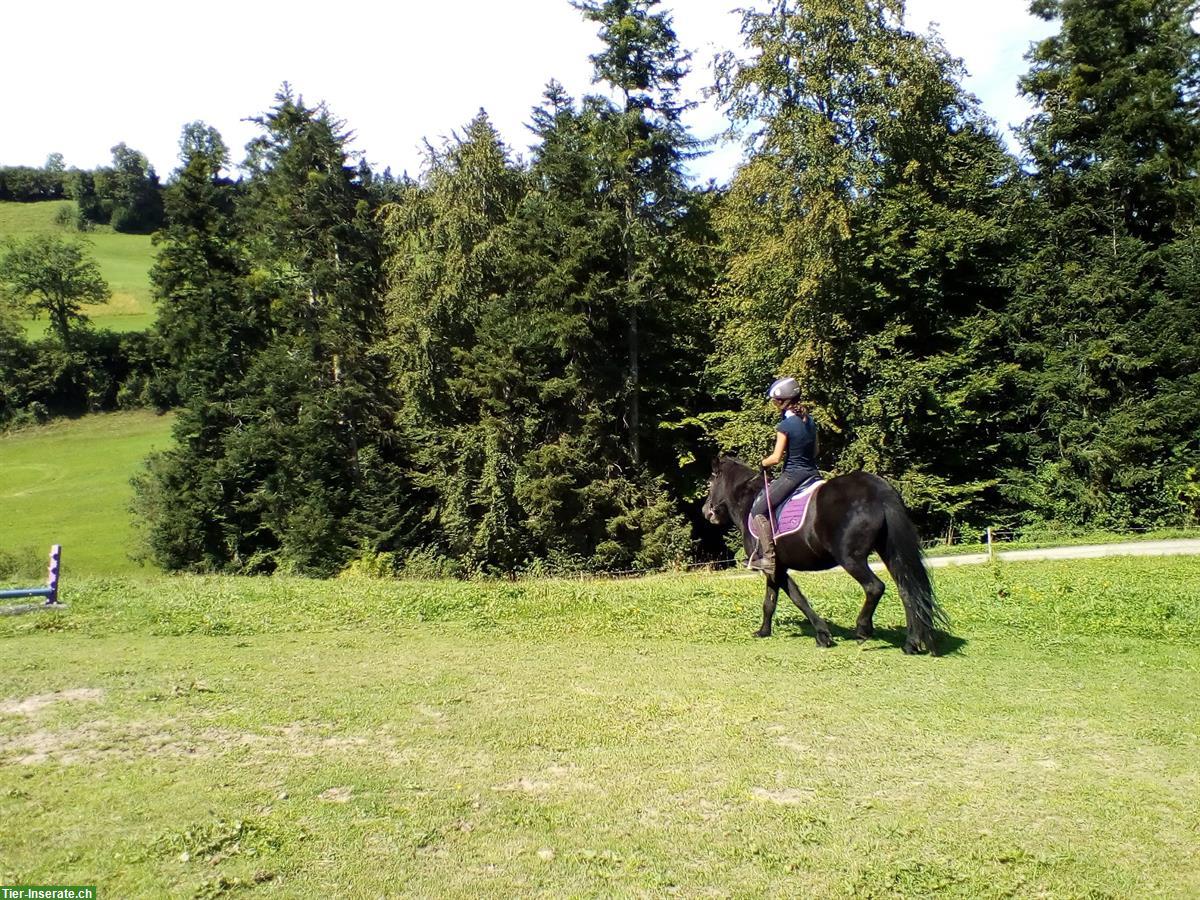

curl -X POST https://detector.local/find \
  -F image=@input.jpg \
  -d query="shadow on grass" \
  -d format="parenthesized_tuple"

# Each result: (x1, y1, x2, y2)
(777, 616, 969, 656)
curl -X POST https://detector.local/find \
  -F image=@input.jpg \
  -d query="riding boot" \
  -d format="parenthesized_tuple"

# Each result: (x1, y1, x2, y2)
(750, 515, 776, 574)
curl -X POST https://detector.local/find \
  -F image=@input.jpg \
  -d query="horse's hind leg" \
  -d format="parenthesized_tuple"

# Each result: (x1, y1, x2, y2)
(841, 555, 888, 643)
(783, 574, 833, 648)
(755, 576, 781, 638)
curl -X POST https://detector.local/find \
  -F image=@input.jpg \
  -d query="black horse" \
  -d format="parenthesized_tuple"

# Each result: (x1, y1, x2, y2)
(702, 457, 946, 654)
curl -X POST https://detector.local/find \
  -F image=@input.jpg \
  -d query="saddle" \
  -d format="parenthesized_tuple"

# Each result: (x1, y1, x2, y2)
(748, 478, 823, 539)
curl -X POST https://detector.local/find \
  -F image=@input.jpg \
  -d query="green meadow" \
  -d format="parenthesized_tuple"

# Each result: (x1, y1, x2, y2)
(1, 412, 1198, 896)
(0, 410, 174, 578)
(0, 559, 1197, 897)
(0, 200, 157, 334)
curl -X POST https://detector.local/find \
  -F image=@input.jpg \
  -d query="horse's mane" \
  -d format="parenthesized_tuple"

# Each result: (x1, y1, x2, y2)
(719, 456, 760, 491)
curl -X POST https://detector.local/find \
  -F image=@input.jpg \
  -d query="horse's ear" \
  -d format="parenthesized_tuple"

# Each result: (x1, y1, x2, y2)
(710, 455, 723, 475)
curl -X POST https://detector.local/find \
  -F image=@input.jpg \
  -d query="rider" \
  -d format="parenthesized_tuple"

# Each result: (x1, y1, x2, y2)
(749, 377, 819, 574)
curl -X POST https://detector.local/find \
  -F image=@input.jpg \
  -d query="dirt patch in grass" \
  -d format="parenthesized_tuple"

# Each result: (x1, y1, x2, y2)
(493, 765, 593, 794)
(317, 786, 354, 803)
(0, 718, 413, 767)
(750, 786, 815, 805)
(0, 687, 105, 716)
(1, 729, 83, 765)
(0, 718, 212, 765)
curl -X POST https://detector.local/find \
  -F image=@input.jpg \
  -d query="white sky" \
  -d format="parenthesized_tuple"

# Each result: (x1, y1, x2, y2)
(1, 0, 1056, 185)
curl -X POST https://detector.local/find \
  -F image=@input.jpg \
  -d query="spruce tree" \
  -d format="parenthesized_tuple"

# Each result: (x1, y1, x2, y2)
(232, 87, 413, 572)
(1007, 0, 1200, 526)
(136, 92, 416, 574)
(376, 3, 714, 574)
(571, 0, 702, 467)
(133, 122, 262, 571)
(711, 0, 1020, 532)
(152, 122, 255, 404)
(485, 81, 700, 572)
(381, 112, 531, 572)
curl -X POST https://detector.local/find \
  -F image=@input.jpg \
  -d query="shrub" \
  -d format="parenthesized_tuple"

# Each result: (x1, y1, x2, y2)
(339, 548, 399, 579)
(0, 545, 43, 582)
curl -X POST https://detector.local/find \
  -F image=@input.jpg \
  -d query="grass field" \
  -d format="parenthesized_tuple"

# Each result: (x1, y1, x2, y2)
(0, 200, 157, 334)
(0, 558, 1197, 897)
(0, 411, 174, 578)
(1, 413, 1197, 895)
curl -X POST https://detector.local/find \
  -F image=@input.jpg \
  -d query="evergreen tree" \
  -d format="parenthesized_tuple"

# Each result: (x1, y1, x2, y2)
(374, 3, 713, 574)
(381, 112, 531, 572)
(379, 74, 711, 573)
(133, 123, 261, 571)
(1007, 0, 1200, 526)
(711, 0, 1020, 532)
(232, 88, 414, 573)
(484, 81, 702, 572)
(572, 0, 701, 466)
(518, 0, 712, 568)
(135, 92, 416, 575)
(152, 122, 255, 403)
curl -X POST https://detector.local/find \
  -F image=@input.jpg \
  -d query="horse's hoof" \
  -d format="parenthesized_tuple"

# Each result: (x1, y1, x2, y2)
(816, 632, 834, 648)
(753, 629, 771, 638)
(903, 642, 925, 655)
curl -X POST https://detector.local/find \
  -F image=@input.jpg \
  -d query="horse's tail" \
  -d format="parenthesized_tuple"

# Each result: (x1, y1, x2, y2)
(880, 490, 947, 655)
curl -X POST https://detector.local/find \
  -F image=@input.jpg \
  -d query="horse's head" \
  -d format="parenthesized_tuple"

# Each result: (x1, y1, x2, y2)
(702, 456, 749, 526)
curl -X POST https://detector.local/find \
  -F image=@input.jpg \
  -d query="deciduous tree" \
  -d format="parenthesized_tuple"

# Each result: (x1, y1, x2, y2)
(0, 234, 106, 349)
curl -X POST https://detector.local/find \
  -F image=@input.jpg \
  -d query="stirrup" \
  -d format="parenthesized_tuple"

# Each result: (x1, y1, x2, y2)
(749, 553, 774, 574)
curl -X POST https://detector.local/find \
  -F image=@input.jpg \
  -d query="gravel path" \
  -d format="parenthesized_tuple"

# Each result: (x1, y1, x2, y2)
(921, 538, 1200, 568)
(726, 539, 1200, 579)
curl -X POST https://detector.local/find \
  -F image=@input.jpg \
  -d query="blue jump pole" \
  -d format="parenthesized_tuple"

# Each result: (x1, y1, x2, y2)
(0, 545, 62, 606)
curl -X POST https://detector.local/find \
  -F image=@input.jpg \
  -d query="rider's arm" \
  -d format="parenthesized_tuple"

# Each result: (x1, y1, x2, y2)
(761, 431, 788, 468)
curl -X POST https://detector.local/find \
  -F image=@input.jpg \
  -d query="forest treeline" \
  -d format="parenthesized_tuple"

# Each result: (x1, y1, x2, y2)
(0, 144, 164, 233)
(3, 0, 1198, 576)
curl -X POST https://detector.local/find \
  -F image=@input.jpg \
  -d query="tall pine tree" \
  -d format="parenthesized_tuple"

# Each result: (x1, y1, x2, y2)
(136, 91, 416, 574)
(1007, 0, 1200, 526)
(376, 3, 713, 574)
(134, 122, 263, 571)
(382, 112, 531, 572)
(711, 0, 1020, 533)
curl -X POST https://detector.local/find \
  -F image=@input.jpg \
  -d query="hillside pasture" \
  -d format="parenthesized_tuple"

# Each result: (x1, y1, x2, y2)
(0, 410, 173, 578)
(0, 200, 156, 334)
(1, 559, 1197, 897)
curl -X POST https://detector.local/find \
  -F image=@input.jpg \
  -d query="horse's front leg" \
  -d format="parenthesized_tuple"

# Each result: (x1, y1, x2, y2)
(784, 574, 834, 648)
(755, 576, 780, 637)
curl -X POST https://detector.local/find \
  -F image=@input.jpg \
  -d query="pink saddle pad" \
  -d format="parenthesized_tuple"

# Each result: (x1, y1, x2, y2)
(748, 480, 823, 539)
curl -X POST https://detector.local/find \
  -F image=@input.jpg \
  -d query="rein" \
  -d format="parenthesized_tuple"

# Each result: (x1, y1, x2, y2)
(762, 469, 776, 538)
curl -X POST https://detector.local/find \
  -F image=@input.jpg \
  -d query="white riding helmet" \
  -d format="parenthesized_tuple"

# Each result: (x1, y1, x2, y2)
(767, 377, 800, 400)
